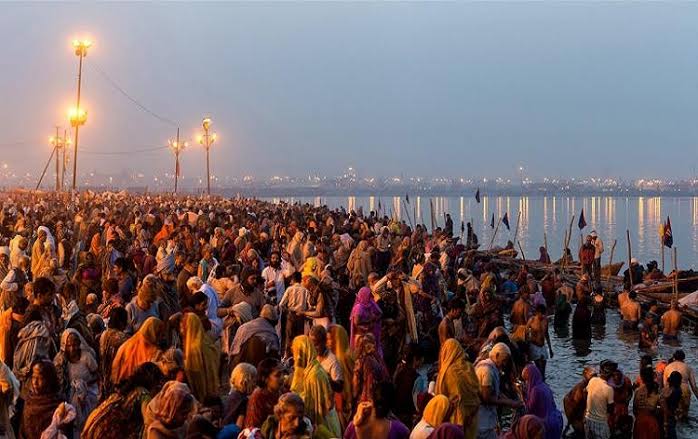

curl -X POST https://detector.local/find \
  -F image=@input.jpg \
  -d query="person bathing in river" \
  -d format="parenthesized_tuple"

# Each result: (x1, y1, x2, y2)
(620, 291, 641, 330)
(526, 304, 553, 380)
(660, 301, 682, 340)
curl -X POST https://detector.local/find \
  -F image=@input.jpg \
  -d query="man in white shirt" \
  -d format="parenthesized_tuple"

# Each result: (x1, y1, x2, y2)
(584, 360, 615, 439)
(279, 271, 308, 357)
(262, 251, 286, 304)
(590, 231, 604, 286)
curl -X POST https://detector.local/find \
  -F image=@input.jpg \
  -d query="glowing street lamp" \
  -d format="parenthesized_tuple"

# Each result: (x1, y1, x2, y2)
(70, 38, 92, 191)
(168, 127, 188, 194)
(197, 117, 216, 195)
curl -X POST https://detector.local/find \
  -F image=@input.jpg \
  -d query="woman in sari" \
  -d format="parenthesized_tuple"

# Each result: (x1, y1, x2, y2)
(522, 364, 562, 439)
(21, 360, 66, 439)
(0, 359, 19, 439)
(327, 324, 353, 429)
(145, 380, 195, 439)
(54, 328, 99, 434)
(410, 394, 452, 439)
(499, 415, 545, 439)
(435, 339, 480, 439)
(13, 310, 56, 393)
(181, 312, 220, 400)
(111, 317, 164, 385)
(352, 333, 389, 404)
(349, 287, 382, 352)
(82, 362, 165, 439)
(632, 366, 661, 439)
(290, 335, 341, 438)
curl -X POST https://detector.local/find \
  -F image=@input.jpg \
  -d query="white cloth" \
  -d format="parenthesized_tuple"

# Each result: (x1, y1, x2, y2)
(584, 377, 614, 423)
(261, 266, 286, 303)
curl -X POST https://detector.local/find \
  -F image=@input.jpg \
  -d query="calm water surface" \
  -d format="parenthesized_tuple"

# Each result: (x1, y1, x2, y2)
(265, 195, 698, 437)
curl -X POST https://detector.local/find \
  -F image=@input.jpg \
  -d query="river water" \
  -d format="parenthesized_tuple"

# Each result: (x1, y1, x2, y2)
(264, 195, 698, 437)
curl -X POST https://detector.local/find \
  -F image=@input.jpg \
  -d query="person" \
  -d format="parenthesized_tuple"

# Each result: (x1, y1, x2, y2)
(590, 231, 604, 285)
(290, 335, 341, 438)
(125, 281, 161, 335)
(632, 366, 660, 439)
(229, 304, 280, 368)
(522, 363, 562, 439)
(53, 328, 99, 433)
(553, 289, 572, 327)
(181, 312, 220, 401)
(571, 296, 592, 340)
(261, 251, 286, 304)
(584, 360, 616, 439)
(607, 368, 634, 436)
(12, 308, 56, 391)
(21, 360, 66, 439)
(662, 349, 698, 420)
(327, 324, 354, 429)
(244, 358, 284, 429)
(111, 317, 165, 385)
(437, 298, 465, 345)
(258, 392, 313, 439)
(525, 304, 553, 379)
(82, 362, 165, 439)
(0, 358, 19, 439)
(374, 227, 392, 276)
(510, 288, 531, 331)
(638, 312, 658, 350)
(409, 394, 451, 439)
(349, 287, 382, 352)
(279, 271, 308, 357)
(393, 343, 424, 429)
(344, 382, 410, 439)
(579, 235, 595, 277)
(538, 246, 551, 264)
(660, 371, 682, 439)
(221, 363, 256, 431)
(620, 291, 641, 330)
(145, 380, 196, 439)
(499, 415, 546, 439)
(563, 366, 596, 439)
(660, 301, 682, 339)
(436, 339, 480, 439)
(352, 333, 389, 404)
(475, 342, 522, 439)
(310, 325, 344, 401)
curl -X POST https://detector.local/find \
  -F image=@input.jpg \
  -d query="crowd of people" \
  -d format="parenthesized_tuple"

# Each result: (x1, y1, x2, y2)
(0, 190, 693, 439)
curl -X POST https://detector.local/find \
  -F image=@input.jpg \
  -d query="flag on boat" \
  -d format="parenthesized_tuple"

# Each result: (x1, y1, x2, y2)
(475, 188, 481, 203)
(490, 213, 495, 228)
(663, 216, 673, 248)
(502, 212, 510, 230)
(578, 209, 587, 230)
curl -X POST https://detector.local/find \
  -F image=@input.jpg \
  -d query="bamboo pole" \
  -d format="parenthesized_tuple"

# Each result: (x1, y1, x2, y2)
(608, 239, 617, 266)
(672, 247, 678, 302)
(661, 243, 665, 274)
(627, 230, 634, 289)
(544, 232, 549, 261)
(489, 217, 502, 250)
(429, 198, 436, 233)
(401, 199, 414, 229)
(517, 240, 526, 261)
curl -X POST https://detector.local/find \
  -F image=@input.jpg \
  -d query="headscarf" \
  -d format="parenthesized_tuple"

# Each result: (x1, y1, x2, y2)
(147, 380, 194, 426)
(522, 363, 562, 439)
(111, 317, 164, 384)
(290, 335, 341, 437)
(435, 339, 480, 426)
(500, 414, 546, 439)
(327, 324, 353, 411)
(423, 394, 451, 427)
(181, 313, 220, 400)
(427, 423, 465, 439)
(349, 287, 382, 351)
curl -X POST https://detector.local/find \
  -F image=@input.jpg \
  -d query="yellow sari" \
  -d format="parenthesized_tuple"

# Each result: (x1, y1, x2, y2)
(111, 317, 164, 384)
(435, 338, 480, 439)
(423, 394, 451, 428)
(182, 313, 220, 400)
(291, 335, 341, 438)
(328, 324, 353, 428)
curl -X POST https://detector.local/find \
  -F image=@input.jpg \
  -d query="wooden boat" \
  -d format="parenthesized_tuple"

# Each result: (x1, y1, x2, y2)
(633, 275, 698, 296)
(601, 262, 624, 277)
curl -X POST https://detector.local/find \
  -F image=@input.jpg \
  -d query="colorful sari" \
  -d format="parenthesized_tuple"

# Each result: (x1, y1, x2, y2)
(349, 287, 382, 352)
(435, 339, 480, 439)
(523, 363, 562, 439)
(111, 317, 164, 384)
(327, 324, 353, 429)
(182, 313, 220, 400)
(290, 335, 341, 438)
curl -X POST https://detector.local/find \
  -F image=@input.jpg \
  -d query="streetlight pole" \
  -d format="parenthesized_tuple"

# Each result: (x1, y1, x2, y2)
(71, 39, 91, 191)
(53, 127, 60, 191)
(168, 127, 187, 194)
(49, 128, 70, 192)
(197, 117, 216, 196)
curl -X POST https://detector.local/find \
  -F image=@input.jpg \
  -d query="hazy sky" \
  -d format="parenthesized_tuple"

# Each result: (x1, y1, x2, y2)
(2, 2, 698, 181)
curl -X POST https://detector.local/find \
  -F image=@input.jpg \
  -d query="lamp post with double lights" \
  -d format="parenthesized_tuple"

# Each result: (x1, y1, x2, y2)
(168, 128, 187, 194)
(197, 117, 216, 195)
(70, 38, 91, 191)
